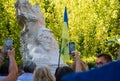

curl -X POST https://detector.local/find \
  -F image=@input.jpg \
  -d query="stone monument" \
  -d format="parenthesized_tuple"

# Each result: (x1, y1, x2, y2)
(15, 0, 64, 74)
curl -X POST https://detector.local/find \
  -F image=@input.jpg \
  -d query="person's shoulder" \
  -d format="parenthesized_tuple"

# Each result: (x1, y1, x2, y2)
(0, 76, 6, 80)
(17, 73, 33, 81)
(61, 72, 77, 81)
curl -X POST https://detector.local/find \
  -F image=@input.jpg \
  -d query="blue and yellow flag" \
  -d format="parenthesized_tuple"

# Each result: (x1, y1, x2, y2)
(60, 7, 70, 62)
(60, 7, 69, 55)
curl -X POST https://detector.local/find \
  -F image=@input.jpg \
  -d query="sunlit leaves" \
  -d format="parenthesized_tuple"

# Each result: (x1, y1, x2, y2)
(0, 0, 120, 64)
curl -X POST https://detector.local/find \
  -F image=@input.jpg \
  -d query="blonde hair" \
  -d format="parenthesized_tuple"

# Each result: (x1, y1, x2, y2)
(34, 66, 55, 81)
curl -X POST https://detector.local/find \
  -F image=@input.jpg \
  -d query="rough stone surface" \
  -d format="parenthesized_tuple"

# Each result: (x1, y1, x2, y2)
(15, 0, 64, 74)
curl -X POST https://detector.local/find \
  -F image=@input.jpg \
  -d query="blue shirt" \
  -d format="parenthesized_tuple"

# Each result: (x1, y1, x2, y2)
(17, 73, 33, 81)
(61, 60, 120, 81)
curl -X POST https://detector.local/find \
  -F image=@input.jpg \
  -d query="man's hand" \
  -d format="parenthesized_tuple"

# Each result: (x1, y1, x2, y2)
(72, 51, 80, 61)
(8, 48, 15, 58)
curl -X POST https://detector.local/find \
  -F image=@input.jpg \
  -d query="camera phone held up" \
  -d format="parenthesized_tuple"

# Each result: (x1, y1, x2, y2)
(69, 42, 76, 56)
(4, 38, 13, 54)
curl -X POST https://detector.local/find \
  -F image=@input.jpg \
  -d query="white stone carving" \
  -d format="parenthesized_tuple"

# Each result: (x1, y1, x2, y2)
(15, 0, 64, 74)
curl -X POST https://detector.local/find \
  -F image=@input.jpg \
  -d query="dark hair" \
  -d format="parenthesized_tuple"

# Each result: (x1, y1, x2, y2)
(0, 58, 9, 76)
(55, 66, 74, 81)
(97, 53, 112, 62)
(23, 61, 36, 73)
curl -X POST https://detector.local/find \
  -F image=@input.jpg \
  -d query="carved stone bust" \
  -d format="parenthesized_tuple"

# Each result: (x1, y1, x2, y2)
(15, 0, 64, 74)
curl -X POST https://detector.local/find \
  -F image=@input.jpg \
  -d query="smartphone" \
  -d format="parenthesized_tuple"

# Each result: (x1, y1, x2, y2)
(4, 38, 13, 54)
(69, 42, 76, 56)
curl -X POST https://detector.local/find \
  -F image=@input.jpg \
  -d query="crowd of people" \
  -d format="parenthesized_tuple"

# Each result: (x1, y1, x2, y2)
(0, 44, 120, 81)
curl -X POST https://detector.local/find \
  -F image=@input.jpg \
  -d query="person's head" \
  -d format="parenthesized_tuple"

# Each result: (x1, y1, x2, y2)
(0, 58, 9, 76)
(34, 65, 55, 81)
(23, 61, 36, 73)
(96, 53, 112, 67)
(55, 66, 74, 81)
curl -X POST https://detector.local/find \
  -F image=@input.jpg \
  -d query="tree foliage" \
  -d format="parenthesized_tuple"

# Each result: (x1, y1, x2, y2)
(0, 0, 120, 64)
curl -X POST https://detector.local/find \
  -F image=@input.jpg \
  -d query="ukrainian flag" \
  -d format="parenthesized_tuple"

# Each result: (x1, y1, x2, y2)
(60, 7, 70, 62)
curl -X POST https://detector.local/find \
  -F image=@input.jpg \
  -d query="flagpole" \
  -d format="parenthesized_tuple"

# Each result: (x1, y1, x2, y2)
(58, 46, 61, 67)
(58, 7, 69, 68)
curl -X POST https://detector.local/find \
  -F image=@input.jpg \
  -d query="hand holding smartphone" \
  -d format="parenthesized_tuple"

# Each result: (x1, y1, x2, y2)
(69, 42, 76, 56)
(4, 38, 13, 54)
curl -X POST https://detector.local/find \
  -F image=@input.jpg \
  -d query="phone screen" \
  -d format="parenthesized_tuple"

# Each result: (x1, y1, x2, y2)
(69, 42, 75, 54)
(4, 38, 13, 53)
